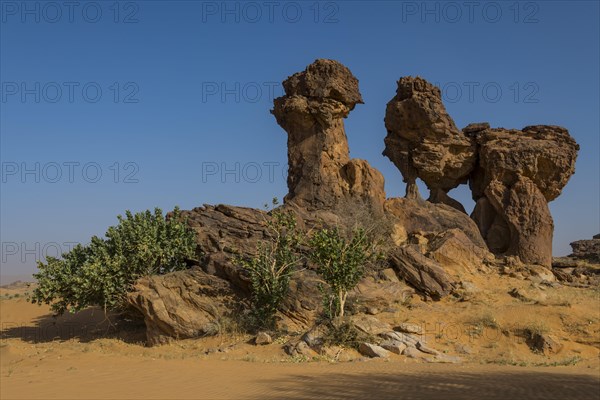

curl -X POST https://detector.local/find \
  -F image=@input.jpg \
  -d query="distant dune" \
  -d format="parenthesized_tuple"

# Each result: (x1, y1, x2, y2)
(0, 275, 34, 287)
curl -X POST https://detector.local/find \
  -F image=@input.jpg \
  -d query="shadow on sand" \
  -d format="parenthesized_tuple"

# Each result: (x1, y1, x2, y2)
(254, 369, 600, 400)
(0, 307, 145, 344)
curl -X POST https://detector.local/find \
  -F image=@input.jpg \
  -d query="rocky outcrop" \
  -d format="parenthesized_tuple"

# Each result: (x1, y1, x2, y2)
(272, 59, 385, 214)
(384, 198, 486, 249)
(131, 199, 483, 343)
(128, 61, 580, 345)
(569, 234, 600, 263)
(127, 268, 240, 346)
(383, 76, 579, 267)
(552, 234, 600, 286)
(179, 204, 269, 293)
(384, 198, 493, 292)
(383, 77, 476, 209)
(425, 229, 493, 277)
(389, 246, 456, 300)
(469, 125, 579, 266)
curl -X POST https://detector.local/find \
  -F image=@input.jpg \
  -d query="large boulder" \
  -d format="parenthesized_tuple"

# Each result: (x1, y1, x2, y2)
(272, 59, 385, 214)
(468, 125, 579, 266)
(469, 125, 579, 202)
(389, 245, 456, 300)
(127, 268, 240, 346)
(425, 228, 494, 277)
(383, 76, 476, 209)
(179, 204, 269, 293)
(384, 197, 486, 249)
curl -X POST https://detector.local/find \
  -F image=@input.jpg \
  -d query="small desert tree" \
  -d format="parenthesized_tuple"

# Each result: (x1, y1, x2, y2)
(309, 227, 377, 321)
(31, 207, 197, 315)
(239, 199, 304, 330)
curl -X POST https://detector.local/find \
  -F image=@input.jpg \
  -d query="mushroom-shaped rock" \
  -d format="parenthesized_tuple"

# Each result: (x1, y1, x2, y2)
(469, 125, 579, 202)
(469, 125, 579, 266)
(272, 59, 385, 214)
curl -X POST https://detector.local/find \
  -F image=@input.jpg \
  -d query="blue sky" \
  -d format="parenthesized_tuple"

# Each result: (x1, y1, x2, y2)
(1, 0, 599, 279)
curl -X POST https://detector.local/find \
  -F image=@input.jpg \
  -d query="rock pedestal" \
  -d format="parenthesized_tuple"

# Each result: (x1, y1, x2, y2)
(128, 61, 579, 345)
(383, 77, 477, 210)
(383, 77, 579, 267)
(272, 59, 385, 214)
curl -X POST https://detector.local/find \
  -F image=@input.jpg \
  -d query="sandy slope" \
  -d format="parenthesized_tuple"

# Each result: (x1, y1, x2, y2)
(1, 280, 599, 400)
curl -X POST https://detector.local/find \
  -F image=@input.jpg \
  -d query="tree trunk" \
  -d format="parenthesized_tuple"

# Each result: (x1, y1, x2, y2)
(338, 289, 346, 319)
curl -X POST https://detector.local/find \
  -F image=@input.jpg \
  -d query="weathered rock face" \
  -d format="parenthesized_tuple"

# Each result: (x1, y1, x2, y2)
(272, 59, 385, 213)
(569, 235, 600, 263)
(180, 204, 269, 292)
(383, 76, 579, 267)
(383, 76, 476, 208)
(425, 228, 494, 277)
(384, 197, 486, 249)
(469, 125, 579, 266)
(389, 245, 456, 300)
(552, 235, 600, 286)
(469, 125, 579, 202)
(127, 268, 240, 346)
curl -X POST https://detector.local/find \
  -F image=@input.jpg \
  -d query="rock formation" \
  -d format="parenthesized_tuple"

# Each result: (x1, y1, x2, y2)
(383, 77, 477, 210)
(468, 125, 579, 267)
(128, 202, 415, 342)
(384, 197, 486, 249)
(551, 234, 600, 286)
(272, 59, 385, 213)
(568, 234, 600, 263)
(127, 268, 240, 345)
(383, 77, 579, 267)
(127, 60, 578, 345)
(389, 246, 456, 300)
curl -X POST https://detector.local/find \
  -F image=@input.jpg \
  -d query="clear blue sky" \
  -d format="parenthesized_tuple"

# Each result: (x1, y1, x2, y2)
(1, 0, 598, 280)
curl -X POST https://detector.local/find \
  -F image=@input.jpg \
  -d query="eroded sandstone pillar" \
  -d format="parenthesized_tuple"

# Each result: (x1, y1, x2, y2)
(383, 76, 579, 267)
(272, 59, 385, 213)
(383, 77, 477, 212)
(468, 124, 579, 266)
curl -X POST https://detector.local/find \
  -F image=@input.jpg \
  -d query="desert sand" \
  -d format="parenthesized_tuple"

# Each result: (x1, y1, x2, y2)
(2, 279, 599, 400)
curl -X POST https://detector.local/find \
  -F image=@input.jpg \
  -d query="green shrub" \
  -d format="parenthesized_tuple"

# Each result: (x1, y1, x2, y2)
(322, 320, 371, 349)
(239, 199, 304, 330)
(31, 207, 197, 315)
(309, 227, 378, 320)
